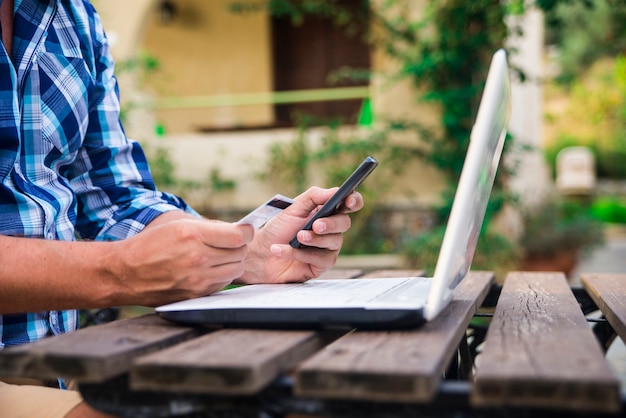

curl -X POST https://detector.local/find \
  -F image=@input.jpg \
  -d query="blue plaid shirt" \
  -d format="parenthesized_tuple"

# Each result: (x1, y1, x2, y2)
(0, 0, 194, 348)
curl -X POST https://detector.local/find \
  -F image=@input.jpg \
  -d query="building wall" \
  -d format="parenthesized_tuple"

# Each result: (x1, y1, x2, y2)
(142, 0, 274, 132)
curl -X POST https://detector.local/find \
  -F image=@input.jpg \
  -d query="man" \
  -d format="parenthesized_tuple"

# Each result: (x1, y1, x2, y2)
(0, 0, 364, 416)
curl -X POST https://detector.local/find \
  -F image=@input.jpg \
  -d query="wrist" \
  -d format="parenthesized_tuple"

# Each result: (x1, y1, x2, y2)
(97, 240, 131, 306)
(237, 240, 265, 284)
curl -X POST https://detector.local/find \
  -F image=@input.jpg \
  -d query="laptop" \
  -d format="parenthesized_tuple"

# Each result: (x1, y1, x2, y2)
(157, 49, 511, 329)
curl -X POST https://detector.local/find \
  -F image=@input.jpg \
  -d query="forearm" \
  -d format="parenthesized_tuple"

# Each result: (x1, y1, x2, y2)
(0, 235, 122, 313)
(0, 211, 194, 314)
(0, 211, 252, 313)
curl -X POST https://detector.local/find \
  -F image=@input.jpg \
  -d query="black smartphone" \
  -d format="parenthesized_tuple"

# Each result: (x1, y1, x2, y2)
(289, 156, 379, 249)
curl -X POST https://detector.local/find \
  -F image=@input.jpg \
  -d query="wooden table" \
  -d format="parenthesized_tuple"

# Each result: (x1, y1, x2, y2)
(1, 270, 625, 418)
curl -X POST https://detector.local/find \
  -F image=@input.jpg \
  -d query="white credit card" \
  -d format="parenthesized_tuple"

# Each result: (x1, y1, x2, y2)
(237, 194, 294, 229)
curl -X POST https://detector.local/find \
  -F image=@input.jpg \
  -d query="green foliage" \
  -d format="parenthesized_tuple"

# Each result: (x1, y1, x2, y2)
(209, 168, 237, 192)
(592, 197, 626, 224)
(594, 145, 626, 179)
(374, 0, 509, 186)
(519, 198, 604, 258)
(115, 53, 161, 78)
(229, 0, 369, 34)
(114, 52, 186, 191)
(116, 53, 161, 125)
(543, 56, 626, 179)
(149, 146, 177, 188)
(259, 113, 315, 196)
(542, 0, 626, 85)
(401, 226, 520, 282)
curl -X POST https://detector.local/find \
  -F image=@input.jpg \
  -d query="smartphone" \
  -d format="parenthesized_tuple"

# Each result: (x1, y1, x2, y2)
(289, 156, 379, 249)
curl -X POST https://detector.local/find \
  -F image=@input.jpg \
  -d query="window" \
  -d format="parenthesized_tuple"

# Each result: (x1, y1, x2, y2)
(272, 2, 371, 126)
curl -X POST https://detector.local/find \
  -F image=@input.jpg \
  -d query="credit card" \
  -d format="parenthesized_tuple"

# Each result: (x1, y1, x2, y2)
(237, 194, 294, 229)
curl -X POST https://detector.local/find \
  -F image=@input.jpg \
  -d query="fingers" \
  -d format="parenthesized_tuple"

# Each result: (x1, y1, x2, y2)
(115, 219, 255, 305)
(240, 186, 364, 284)
(340, 191, 364, 213)
(193, 221, 254, 249)
(270, 242, 339, 275)
(280, 185, 363, 221)
(286, 187, 339, 218)
(178, 221, 252, 271)
(295, 221, 348, 251)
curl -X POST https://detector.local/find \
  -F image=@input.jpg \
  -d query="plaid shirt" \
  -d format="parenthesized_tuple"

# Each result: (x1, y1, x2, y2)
(0, 0, 194, 348)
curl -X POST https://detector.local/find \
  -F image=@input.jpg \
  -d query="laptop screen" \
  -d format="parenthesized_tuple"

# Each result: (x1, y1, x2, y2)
(425, 49, 512, 320)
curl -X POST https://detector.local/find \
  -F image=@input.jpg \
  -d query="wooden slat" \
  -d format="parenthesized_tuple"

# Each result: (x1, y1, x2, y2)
(582, 273, 626, 343)
(295, 271, 494, 402)
(131, 329, 325, 394)
(0, 314, 198, 383)
(473, 272, 620, 412)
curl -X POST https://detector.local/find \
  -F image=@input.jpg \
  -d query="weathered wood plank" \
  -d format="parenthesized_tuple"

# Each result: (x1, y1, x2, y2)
(582, 273, 626, 344)
(131, 329, 325, 394)
(295, 271, 494, 402)
(0, 314, 198, 382)
(472, 272, 620, 412)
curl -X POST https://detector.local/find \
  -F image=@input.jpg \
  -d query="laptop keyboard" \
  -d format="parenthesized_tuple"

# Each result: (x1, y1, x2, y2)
(368, 276, 432, 304)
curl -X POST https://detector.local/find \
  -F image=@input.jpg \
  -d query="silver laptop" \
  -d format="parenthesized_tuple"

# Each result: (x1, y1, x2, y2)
(157, 49, 511, 329)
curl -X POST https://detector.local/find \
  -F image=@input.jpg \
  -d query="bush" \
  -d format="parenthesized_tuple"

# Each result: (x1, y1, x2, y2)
(543, 57, 626, 179)
(401, 226, 520, 284)
(520, 198, 604, 258)
(591, 197, 626, 224)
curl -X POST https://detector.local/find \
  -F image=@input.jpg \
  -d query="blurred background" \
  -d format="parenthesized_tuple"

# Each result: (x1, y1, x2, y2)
(93, 0, 626, 284)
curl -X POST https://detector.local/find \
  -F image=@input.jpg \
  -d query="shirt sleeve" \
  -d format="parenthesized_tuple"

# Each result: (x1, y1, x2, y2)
(68, 4, 198, 241)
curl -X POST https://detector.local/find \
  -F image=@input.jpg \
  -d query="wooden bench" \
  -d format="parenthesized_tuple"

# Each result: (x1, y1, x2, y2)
(0, 270, 623, 417)
(473, 272, 620, 413)
(582, 273, 626, 344)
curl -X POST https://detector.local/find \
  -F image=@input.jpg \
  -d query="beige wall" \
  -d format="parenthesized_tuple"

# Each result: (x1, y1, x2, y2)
(96, 0, 153, 60)
(142, 0, 274, 133)
(98, 0, 273, 134)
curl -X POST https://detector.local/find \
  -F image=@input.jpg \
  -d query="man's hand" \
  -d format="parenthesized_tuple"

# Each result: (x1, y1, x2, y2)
(111, 216, 254, 306)
(0, 212, 253, 313)
(238, 187, 364, 284)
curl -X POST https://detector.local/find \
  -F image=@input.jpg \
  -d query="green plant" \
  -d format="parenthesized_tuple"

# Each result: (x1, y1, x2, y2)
(542, 0, 626, 85)
(147, 145, 177, 188)
(520, 198, 604, 258)
(258, 113, 319, 196)
(116, 53, 161, 126)
(209, 168, 236, 192)
(401, 226, 520, 283)
(591, 197, 626, 224)
(544, 56, 626, 179)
